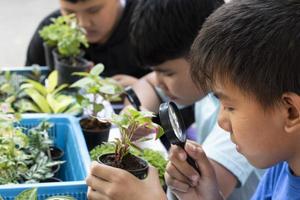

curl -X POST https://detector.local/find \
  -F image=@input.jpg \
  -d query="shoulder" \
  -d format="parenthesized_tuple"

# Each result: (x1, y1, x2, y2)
(251, 162, 287, 200)
(37, 10, 61, 29)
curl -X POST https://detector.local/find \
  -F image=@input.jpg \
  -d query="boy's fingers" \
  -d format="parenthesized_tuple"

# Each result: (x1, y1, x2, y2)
(169, 145, 200, 182)
(184, 141, 215, 178)
(89, 161, 128, 182)
(87, 187, 109, 200)
(86, 174, 110, 194)
(165, 172, 190, 193)
(165, 162, 191, 184)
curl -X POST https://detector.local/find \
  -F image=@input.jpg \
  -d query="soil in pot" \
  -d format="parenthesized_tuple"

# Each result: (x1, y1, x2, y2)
(98, 153, 149, 180)
(80, 118, 111, 151)
(52, 49, 90, 85)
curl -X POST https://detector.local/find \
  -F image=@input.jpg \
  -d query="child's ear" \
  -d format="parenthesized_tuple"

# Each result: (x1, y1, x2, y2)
(282, 93, 300, 133)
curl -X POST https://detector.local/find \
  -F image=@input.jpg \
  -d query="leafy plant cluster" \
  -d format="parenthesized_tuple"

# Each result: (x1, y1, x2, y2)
(71, 63, 124, 117)
(0, 67, 44, 113)
(39, 14, 89, 58)
(0, 69, 82, 115)
(0, 112, 64, 185)
(17, 70, 81, 114)
(0, 188, 75, 200)
(90, 142, 167, 186)
(109, 107, 164, 166)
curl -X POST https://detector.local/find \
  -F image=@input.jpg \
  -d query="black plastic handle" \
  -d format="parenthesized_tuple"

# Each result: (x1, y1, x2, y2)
(178, 142, 201, 175)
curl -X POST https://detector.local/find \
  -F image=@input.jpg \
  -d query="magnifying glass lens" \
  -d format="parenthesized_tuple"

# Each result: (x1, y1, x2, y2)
(168, 106, 185, 142)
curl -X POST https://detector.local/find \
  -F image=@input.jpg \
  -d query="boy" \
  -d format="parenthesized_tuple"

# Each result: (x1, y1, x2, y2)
(26, 0, 149, 86)
(86, 0, 262, 199)
(166, 0, 300, 199)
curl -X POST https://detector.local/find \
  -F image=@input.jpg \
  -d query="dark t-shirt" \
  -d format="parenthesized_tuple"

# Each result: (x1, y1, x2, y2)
(25, 0, 149, 78)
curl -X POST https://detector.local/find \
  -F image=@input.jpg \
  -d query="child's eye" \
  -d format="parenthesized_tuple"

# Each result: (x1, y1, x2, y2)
(88, 7, 101, 14)
(164, 72, 174, 77)
(213, 93, 219, 99)
(225, 107, 235, 112)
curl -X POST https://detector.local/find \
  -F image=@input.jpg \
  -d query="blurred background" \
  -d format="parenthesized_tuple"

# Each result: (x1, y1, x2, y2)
(0, 0, 59, 67)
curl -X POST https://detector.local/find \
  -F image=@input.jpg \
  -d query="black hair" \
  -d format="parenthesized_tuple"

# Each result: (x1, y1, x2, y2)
(191, 0, 300, 108)
(130, 0, 224, 67)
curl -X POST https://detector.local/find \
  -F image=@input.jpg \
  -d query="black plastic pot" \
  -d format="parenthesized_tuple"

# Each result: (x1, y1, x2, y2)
(41, 177, 63, 183)
(50, 146, 64, 160)
(43, 43, 55, 71)
(80, 118, 111, 151)
(98, 153, 149, 180)
(52, 164, 61, 176)
(52, 49, 90, 85)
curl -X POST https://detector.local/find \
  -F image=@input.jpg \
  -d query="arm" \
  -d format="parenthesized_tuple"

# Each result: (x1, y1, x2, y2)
(86, 161, 167, 200)
(125, 72, 161, 113)
(111, 74, 139, 87)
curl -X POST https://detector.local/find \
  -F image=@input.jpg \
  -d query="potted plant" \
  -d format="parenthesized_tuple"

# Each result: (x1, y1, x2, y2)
(39, 14, 90, 84)
(91, 142, 167, 186)
(97, 107, 164, 179)
(0, 67, 48, 114)
(71, 63, 124, 150)
(15, 70, 82, 115)
(0, 111, 64, 185)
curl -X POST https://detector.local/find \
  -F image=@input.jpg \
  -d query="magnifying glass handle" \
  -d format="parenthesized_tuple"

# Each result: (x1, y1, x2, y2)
(178, 142, 201, 175)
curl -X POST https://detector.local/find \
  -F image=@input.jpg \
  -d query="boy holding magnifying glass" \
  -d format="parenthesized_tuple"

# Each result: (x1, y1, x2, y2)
(86, 0, 262, 199)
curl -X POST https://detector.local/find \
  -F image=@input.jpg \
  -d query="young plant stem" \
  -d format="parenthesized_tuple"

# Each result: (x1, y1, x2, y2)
(92, 93, 97, 117)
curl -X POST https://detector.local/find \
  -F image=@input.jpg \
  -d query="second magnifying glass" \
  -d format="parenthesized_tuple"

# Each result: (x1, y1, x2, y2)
(159, 101, 200, 174)
(124, 86, 141, 111)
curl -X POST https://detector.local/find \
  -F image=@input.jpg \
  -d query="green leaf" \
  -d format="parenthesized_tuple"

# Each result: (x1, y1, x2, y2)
(24, 88, 51, 113)
(52, 84, 68, 95)
(14, 99, 41, 113)
(99, 85, 116, 95)
(94, 103, 104, 113)
(70, 77, 94, 88)
(0, 195, 4, 200)
(15, 188, 37, 200)
(53, 95, 75, 113)
(46, 94, 59, 113)
(24, 80, 47, 96)
(46, 71, 58, 93)
(90, 64, 104, 76)
(64, 103, 82, 115)
(155, 126, 165, 140)
(72, 72, 90, 77)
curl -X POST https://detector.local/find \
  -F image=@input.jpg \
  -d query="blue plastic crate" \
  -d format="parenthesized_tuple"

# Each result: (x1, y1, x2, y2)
(0, 114, 91, 200)
(0, 66, 50, 76)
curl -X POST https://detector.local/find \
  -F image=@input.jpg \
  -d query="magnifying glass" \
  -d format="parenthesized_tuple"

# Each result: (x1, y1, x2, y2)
(159, 102, 200, 174)
(124, 86, 141, 111)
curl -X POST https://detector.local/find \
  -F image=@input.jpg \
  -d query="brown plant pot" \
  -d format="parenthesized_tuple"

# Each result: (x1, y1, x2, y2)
(80, 117, 111, 151)
(98, 153, 149, 180)
(52, 49, 90, 85)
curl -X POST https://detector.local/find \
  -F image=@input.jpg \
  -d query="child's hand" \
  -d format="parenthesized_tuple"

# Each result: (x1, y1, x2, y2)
(165, 141, 224, 200)
(112, 74, 138, 87)
(86, 161, 167, 200)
